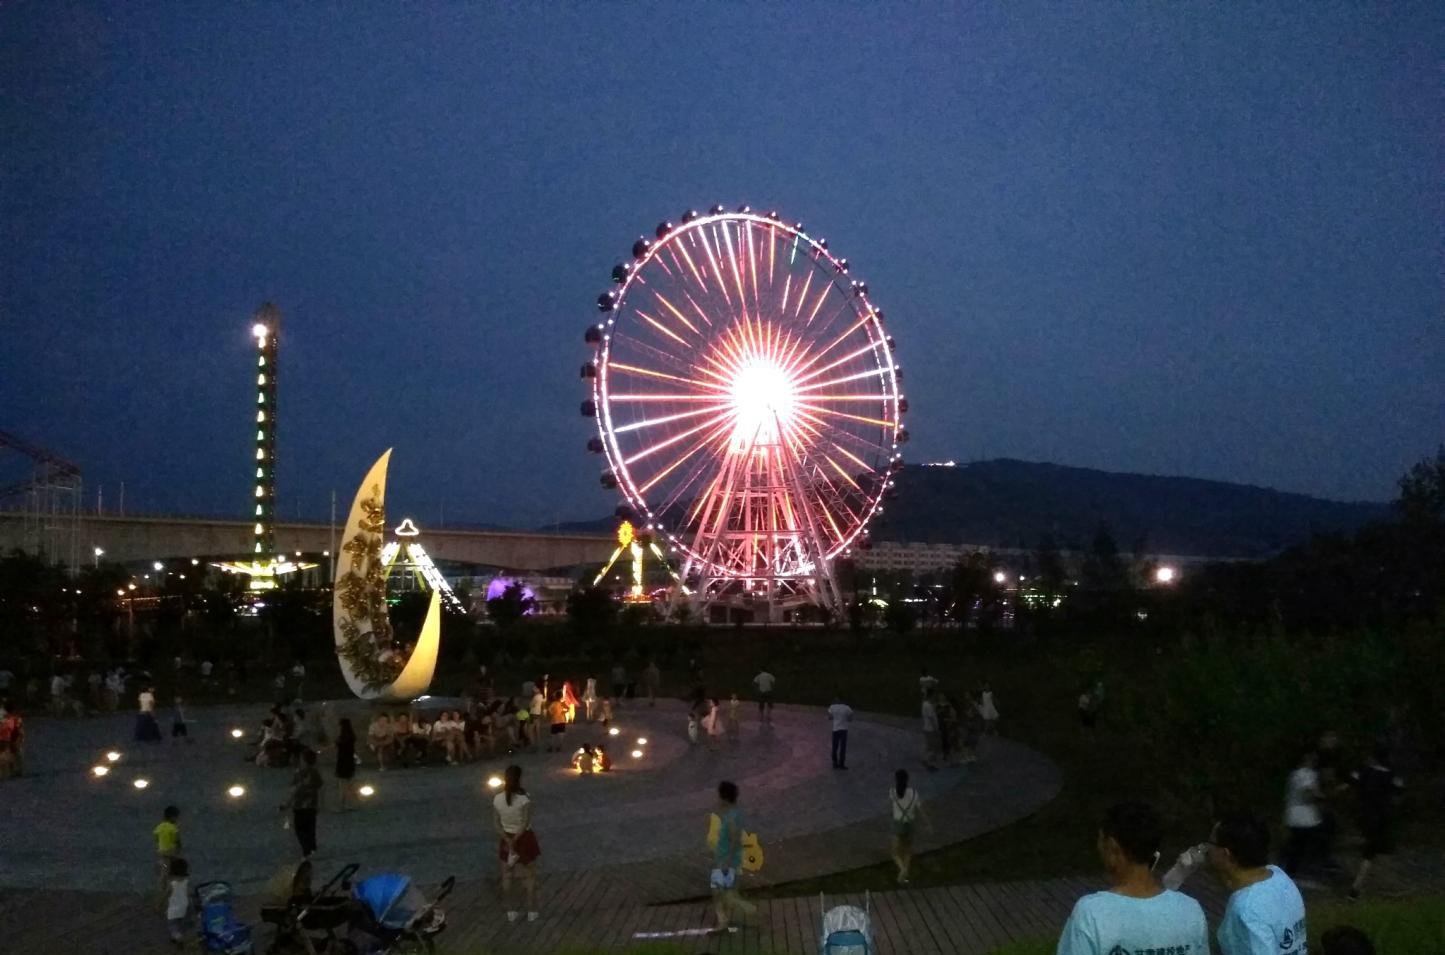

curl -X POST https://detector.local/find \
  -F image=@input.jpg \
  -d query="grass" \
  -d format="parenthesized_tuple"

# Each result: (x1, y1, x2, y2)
(975, 894, 1445, 955)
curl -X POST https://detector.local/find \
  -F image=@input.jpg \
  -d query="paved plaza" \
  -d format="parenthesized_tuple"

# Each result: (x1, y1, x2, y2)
(0, 698, 1059, 895)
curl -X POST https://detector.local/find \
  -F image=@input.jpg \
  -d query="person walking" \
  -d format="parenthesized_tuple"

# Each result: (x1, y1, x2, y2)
(1057, 802, 1209, 955)
(582, 677, 598, 722)
(165, 857, 191, 945)
(528, 686, 546, 750)
(1346, 741, 1405, 900)
(284, 750, 323, 858)
(1281, 748, 1326, 884)
(610, 661, 628, 705)
(136, 685, 163, 743)
(827, 693, 853, 770)
(492, 764, 540, 923)
(153, 805, 183, 899)
(334, 718, 357, 811)
(920, 690, 941, 770)
(642, 659, 661, 706)
(977, 681, 999, 736)
(889, 769, 925, 884)
(752, 667, 776, 723)
(708, 780, 758, 934)
(1206, 809, 1308, 955)
(546, 692, 567, 753)
(367, 713, 394, 770)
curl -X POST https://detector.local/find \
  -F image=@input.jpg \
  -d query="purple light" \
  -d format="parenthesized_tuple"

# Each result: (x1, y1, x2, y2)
(486, 577, 537, 612)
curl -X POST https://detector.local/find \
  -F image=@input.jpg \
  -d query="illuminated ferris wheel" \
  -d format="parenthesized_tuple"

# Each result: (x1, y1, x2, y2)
(581, 206, 907, 619)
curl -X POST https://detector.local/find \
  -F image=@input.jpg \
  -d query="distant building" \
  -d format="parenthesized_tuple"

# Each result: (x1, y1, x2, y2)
(855, 541, 979, 574)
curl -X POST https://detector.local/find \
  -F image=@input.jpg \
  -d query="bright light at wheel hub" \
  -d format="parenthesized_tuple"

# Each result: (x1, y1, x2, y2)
(730, 358, 797, 447)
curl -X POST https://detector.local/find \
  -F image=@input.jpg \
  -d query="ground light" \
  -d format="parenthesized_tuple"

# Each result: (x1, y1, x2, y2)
(631, 749, 643, 759)
(92, 765, 109, 777)
(230, 728, 244, 739)
(227, 785, 245, 799)
(608, 727, 620, 737)
(133, 778, 150, 789)
(636, 737, 648, 745)
(486, 776, 503, 790)
(105, 751, 121, 762)
(358, 785, 375, 798)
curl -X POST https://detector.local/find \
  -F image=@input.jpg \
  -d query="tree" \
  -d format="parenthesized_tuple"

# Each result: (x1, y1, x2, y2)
(883, 595, 916, 635)
(565, 586, 617, 636)
(948, 551, 994, 626)
(1397, 445, 1445, 526)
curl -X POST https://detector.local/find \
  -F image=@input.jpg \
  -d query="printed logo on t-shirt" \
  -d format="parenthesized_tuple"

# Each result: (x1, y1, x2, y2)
(1106, 946, 1199, 955)
(1280, 918, 1306, 954)
(1281, 928, 1293, 949)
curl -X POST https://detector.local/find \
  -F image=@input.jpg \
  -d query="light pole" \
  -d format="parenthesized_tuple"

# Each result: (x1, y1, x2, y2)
(93, 546, 104, 569)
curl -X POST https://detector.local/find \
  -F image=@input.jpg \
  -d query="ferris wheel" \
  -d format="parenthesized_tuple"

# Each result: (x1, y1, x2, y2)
(581, 206, 907, 619)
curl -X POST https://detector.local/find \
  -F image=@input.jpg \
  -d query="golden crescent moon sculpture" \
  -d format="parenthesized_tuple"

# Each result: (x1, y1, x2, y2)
(333, 449, 440, 701)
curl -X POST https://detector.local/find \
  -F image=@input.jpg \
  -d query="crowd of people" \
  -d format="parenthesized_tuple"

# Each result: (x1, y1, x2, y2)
(917, 667, 999, 769)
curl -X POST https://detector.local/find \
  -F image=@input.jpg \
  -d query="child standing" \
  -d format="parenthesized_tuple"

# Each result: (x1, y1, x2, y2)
(165, 857, 190, 945)
(547, 692, 567, 753)
(600, 697, 614, 730)
(154, 806, 182, 897)
(726, 694, 741, 745)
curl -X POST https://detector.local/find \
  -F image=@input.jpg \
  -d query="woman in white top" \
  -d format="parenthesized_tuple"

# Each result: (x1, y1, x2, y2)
(492, 764, 540, 922)
(135, 686, 163, 743)
(977, 682, 999, 734)
(889, 768, 926, 883)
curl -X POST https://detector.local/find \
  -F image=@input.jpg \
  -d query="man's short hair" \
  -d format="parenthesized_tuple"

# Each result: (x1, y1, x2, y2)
(1321, 926, 1375, 955)
(1213, 809, 1270, 868)
(163, 805, 180, 821)
(717, 780, 738, 804)
(1100, 801, 1163, 866)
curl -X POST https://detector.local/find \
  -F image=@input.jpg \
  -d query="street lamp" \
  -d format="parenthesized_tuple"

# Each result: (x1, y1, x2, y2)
(93, 547, 104, 568)
(1155, 566, 1177, 585)
(992, 571, 1007, 585)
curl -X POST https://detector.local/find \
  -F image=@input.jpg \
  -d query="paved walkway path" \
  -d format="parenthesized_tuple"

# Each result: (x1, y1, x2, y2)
(3, 848, 1440, 955)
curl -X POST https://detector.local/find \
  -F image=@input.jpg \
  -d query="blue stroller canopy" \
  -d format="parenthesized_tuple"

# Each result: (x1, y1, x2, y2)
(355, 873, 410, 924)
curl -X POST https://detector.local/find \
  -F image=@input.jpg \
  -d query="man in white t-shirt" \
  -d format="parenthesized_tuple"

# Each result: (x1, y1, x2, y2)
(1057, 801, 1209, 955)
(826, 693, 853, 770)
(918, 668, 939, 697)
(752, 669, 776, 723)
(1281, 749, 1325, 882)
(1208, 810, 1308, 955)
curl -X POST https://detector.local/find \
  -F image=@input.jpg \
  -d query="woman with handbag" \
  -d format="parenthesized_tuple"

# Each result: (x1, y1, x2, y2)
(492, 764, 540, 923)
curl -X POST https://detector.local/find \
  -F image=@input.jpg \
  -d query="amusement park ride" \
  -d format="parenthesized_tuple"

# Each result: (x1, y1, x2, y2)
(583, 207, 906, 621)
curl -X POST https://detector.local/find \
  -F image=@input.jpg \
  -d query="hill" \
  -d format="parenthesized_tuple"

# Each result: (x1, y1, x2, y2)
(875, 459, 1387, 558)
(542, 459, 1388, 559)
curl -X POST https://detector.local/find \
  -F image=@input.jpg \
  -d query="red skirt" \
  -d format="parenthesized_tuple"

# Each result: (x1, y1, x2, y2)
(499, 829, 541, 866)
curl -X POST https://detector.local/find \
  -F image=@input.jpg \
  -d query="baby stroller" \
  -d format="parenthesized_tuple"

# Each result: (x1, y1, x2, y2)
(820, 891, 872, 955)
(350, 873, 454, 954)
(261, 861, 360, 954)
(196, 881, 254, 954)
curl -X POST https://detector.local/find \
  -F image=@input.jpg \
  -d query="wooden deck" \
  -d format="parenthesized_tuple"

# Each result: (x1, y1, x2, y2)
(4, 848, 1439, 955)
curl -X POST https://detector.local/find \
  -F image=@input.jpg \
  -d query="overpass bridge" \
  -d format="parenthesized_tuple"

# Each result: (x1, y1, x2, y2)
(0, 512, 616, 572)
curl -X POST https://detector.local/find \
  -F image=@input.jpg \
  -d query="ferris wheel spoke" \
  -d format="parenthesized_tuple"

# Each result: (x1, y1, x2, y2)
(653, 292, 702, 336)
(634, 309, 691, 348)
(745, 221, 761, 307)
(612, 404, 732, 435)
(696, 227, 731, 308)
(795, 366, 889, 394)
(635, 416, 737, 496)
(671, 243, 708, 293)
(792, 408, 893, 457)
(791, 270, 815, 320)
(790, 314, 876, 382)
(608, 361, 726, 392)
(625, 411, 735, 468)
(787, 341, 881, 388)
(721, 220, 748, 307)
(795, 402, 893, 428)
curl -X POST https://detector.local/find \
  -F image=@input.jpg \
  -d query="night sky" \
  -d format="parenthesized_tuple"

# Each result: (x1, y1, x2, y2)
(3, 4, 1441, 528)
